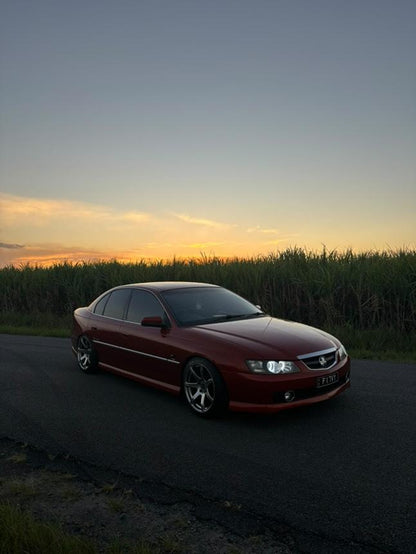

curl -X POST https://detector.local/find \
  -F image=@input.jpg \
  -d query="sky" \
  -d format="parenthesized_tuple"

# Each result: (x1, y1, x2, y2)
(1, 0, 415, 266)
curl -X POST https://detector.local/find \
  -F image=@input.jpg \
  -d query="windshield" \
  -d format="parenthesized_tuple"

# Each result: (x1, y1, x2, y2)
(161, 287, 264, 326)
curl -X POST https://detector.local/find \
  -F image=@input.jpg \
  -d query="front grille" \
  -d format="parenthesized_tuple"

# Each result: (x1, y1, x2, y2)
(298, 348, 337, 370)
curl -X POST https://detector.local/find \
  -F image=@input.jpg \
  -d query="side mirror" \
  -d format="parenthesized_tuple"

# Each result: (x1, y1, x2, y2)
(141, 316, 167, 328)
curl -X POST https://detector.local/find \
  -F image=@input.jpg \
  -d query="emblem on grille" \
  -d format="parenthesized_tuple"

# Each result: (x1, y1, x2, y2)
(318, 356, 327, 367)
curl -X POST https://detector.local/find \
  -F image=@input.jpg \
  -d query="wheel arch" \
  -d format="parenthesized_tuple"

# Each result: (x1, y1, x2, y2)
(181, 355, 230, 418)
(179, 353, 227, 395)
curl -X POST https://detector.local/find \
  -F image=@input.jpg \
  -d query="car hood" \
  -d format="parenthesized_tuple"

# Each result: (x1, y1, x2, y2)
(196, 316, 339, 359)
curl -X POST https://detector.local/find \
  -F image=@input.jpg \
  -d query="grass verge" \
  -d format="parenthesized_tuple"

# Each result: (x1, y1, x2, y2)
(0, 438, 293, 554)
(0, 504, 97, 554)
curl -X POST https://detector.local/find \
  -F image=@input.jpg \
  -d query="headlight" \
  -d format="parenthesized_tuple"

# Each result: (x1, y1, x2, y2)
(338, 344, 348, 361)
(246, 360, 300, 374)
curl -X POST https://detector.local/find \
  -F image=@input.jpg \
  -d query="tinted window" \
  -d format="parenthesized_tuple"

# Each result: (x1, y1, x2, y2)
(102, 289, 131, 319)
(126, 290, 165, 324)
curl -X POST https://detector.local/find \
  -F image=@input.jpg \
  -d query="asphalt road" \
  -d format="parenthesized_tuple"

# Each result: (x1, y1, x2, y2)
(1, 334, 415, 553)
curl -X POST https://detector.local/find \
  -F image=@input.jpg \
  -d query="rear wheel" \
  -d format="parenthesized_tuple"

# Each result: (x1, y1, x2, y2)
(76, 335, 97, 373)
(183, 358, 228, 417)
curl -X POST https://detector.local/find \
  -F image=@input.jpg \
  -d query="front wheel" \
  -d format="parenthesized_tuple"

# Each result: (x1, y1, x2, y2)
(76, 335, 97, 373)
(182, 358, 228, 417)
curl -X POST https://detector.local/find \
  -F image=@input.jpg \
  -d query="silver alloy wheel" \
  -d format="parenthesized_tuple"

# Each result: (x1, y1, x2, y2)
(77, 335, 94, 372)
(184, 361, 216, 414)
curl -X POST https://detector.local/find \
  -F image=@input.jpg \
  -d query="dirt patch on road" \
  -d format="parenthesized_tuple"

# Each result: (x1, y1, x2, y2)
(0, 437, 295, 553)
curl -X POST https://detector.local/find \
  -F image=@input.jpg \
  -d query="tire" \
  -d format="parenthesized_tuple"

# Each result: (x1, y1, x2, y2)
(76, 335, 98, 373)
(182, 357, 228, 417)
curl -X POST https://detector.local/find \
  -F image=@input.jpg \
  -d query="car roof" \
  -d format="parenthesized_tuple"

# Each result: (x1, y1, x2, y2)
(116, 282, 220, 292)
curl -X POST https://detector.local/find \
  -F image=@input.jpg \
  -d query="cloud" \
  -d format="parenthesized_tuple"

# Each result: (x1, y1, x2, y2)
(0, 194, 232, 242)
(172, 213, 234, 230)
(265, 234, 300, 245)
(0, 242, 24, 249)
(0, 193, 103, 225)
(246, 226, 280, 234)
(0, 193, 150, 227)
(245, 226, 300, 246)
(185, 242, 225, 250)
(0, 243, 153, 267)
(121, 212, 150, 224)
(0, 192, 303, 266)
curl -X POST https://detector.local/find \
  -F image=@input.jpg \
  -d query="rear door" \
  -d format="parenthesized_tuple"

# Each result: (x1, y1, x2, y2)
(90, 288, 131, 368)
(118, 289, 181, 387)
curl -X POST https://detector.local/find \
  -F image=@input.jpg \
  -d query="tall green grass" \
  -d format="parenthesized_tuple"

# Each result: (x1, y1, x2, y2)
(1, 248, 415, 357)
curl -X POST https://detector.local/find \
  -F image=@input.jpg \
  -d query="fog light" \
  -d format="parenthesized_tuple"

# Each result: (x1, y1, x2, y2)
(284, 390, 295, 402)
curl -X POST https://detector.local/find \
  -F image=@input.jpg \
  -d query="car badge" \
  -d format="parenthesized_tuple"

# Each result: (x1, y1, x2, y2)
(319, 356, 327, 367)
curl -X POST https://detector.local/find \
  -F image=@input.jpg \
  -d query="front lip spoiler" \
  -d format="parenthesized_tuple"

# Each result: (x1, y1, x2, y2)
(228, 378, 350, 413)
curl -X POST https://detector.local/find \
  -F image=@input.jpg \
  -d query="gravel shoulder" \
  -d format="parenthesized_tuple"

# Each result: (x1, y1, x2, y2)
(0, 437, 295, 553)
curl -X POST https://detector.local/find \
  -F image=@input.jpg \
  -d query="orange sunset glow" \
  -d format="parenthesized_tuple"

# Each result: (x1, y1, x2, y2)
(1, 2, 415, 267)
(1, 192, 414, 267)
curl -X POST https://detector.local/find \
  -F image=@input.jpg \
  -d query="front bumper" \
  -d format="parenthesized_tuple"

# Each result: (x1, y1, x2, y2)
(228, 375, 350, 413)
(222, 357, 351, 413)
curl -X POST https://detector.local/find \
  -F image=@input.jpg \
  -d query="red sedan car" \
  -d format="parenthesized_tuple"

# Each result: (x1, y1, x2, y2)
(72, 282, 350, 417)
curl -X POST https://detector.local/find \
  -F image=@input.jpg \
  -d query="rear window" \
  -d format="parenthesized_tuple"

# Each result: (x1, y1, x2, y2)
(93, 294, 109, 315)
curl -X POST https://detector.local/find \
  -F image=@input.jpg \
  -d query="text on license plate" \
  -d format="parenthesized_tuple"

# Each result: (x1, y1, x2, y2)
(317, 373, 339, 388)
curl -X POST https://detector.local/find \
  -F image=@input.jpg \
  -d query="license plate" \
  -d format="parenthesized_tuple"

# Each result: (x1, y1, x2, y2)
(317, 372, 339, 388)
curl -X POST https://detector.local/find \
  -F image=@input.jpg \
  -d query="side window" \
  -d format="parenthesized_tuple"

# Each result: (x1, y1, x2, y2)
(94, 293, 110, 315)
(126, 290, 165, 324)
(102, 289, 131, 320)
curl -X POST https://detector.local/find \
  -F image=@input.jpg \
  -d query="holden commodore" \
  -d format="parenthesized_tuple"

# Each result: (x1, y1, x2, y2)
(72, 282, 350, 417)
